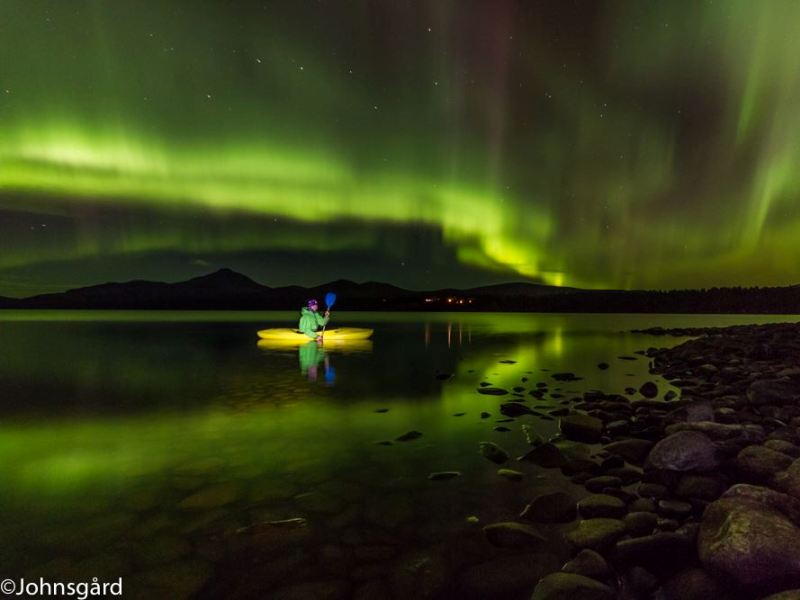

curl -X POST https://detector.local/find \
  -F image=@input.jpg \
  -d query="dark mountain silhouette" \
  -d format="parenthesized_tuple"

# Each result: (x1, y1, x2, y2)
(1, 269, 800, 313)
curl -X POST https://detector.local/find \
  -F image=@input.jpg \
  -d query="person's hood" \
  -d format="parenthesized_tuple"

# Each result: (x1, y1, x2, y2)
(301, 306, 314, 316)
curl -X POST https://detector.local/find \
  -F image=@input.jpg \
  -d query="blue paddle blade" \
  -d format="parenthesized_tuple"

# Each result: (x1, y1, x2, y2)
(325, 292, 337, 308)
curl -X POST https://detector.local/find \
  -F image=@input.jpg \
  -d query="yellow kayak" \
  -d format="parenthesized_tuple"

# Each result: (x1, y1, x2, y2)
(256, 327, 373, 343)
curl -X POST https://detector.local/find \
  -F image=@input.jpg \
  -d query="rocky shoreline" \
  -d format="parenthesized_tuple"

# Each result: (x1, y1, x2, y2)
(516, 321, 800, 599)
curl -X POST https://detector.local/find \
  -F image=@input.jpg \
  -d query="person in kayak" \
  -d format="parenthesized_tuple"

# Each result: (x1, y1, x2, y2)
(299, 298, 330, 340)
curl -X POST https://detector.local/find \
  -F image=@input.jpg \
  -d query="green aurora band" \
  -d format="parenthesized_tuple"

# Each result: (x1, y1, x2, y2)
(2, 1, 800, 293)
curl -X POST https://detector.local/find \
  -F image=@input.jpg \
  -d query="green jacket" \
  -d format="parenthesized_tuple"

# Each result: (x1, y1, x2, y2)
(298, 306, 329, 338)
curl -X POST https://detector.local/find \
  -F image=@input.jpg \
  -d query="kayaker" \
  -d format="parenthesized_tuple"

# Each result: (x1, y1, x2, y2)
(299, 298, 330, 340)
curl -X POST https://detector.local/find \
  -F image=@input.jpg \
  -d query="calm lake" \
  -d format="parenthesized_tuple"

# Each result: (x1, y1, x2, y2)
(0, 311, 797, 599)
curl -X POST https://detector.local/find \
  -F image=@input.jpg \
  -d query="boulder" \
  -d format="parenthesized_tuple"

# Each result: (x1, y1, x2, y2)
(645, 431, 720, 472)
(639, 382, 659, 398)
(561, 549, 610, 579)
(698, 484, 800, 594)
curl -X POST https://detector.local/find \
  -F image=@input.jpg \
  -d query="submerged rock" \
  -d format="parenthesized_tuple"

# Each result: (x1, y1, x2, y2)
(478, 387, 509, 396)
(497, 468, 523, 481)
(519, 443, 568, 468)
(562, 548, 610, 579)
(396, 430, 423, 442)
(479, 441, 509, 464)
(577, 494, 627, 519)
(427, 471, 461, 481)
(500, 402, 534, 417)
(639, 382, 659, 398)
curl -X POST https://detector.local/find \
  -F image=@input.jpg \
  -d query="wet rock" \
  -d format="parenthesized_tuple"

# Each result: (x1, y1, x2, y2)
(452, 412, 466, 417)
(637, 482, 668, 498)
(521, 492, 577, 523)
(604, 438, 653, 464)
(427, 471, 461, 481)
(494, 426, 511, 432)
(395, 430, 423, 442)
(584, 475, 622, 493)
(497, 468, 523, 481)
(698, 484, 800, 594)
(657, 499, 693, 519)
(747, 378, 800, 406)
(766, 440, 800, 458)
(478, 387, 509, 396)
(597, 362, 609, 370)
(623, 511, 657, 536)
(736, 444, 794, 481)
(480, 411, 491, 419)
(565, 518, 627, 550)
(531, 572, 614, 600)
(479, 441, 509, 464)
(577, 494, 627, 519)
(435, 373, 453, 381)
(762, 591, 800, 600)
(483, 522, 547, 549)
(629, 497, 656, 513)
(562, 548, 610, 579)
(639, 382, 659, 398)
(374, 407, 389, 413)
(560, 414, 603, 443)
(646, 431, 720, 472)
(500, 402, 534, 417)
(519, 443, 568, 468)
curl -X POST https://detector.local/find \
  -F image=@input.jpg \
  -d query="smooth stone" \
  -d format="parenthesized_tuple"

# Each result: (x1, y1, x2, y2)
(577, 494, 627, 519)
(521, 492, 577, 524)
(560, 414, 603, 443)
(737, 444, 794, 481)
(674, 474, 726, 501)
(427, 471, 461, 481)
(657, 499, 693, 518)
(629, 497, 656, 513)
(747, 378, 800, 406)
(624, 511, 658, 537)
(637, 482, 668, 499)
(561, 548, 610, 579)
(479, 441, 510, 464)
(483, 522, 547, 548)
(531, 572, 615, 600)
(584, 476, 622, 493)
(565, 518, 627, 550)
(614, 532, 694, 574)
(478, 387, 509, 396)
(480, 411, 491, 419)
(500, 402, 534, 417)
(604, 439, 653, 464)
(497, 468, 523, 481)
(646, 431, 720, 472)
(395, 430, 423, 442)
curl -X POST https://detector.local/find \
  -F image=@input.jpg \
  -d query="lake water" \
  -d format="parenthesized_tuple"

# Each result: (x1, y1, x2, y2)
(0, 311, 797, 599)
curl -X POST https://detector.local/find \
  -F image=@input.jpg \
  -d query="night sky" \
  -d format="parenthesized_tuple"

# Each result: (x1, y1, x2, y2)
(2, 1, 800, 297)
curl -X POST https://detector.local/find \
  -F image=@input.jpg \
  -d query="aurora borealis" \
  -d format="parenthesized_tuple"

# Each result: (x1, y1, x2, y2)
(3, 1, 800, 296)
